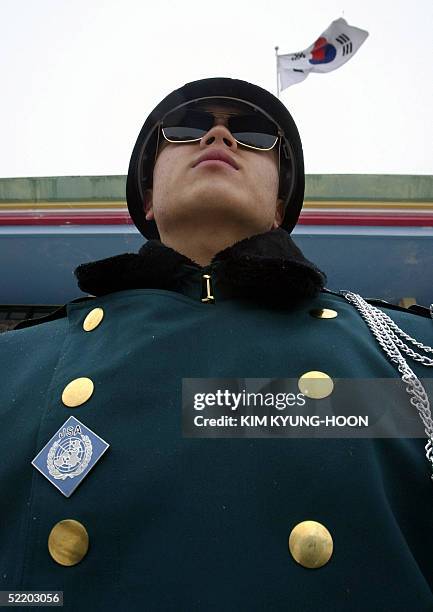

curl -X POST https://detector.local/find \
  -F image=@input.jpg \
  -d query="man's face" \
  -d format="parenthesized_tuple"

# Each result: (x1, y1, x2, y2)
(144, 102, 284, 237)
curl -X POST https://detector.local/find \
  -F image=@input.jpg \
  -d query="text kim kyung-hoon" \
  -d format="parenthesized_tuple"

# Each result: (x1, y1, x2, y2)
(193, 415, 369, 428)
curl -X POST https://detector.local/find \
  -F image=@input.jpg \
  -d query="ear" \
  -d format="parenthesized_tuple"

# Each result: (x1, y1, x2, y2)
(272, 198, 284, 229)
(143, 189, 154, 221)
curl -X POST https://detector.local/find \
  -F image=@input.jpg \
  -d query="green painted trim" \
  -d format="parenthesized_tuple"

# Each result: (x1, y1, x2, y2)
(0, 174, 432, 202)
(0, 176, 125, 202)
(305, 175, 433, 201)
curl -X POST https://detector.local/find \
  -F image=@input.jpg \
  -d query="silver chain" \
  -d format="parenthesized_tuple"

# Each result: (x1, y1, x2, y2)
(339, 290, 433, 479)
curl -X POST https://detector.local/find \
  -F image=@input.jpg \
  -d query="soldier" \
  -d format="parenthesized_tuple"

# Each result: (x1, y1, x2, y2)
(1, 77, 433, 611)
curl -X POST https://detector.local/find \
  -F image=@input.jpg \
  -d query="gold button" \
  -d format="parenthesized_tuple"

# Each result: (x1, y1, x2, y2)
(310, 308, 338, 319)
(62, 377, 94, 407)
(298, 371, 334, 399)
(48, 519, 89, 566)
(83, 307, 104, 331)
(289, 520, 333, 568)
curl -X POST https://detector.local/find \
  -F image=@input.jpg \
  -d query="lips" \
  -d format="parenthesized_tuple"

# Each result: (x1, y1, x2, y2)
(193, 149, 239, 170)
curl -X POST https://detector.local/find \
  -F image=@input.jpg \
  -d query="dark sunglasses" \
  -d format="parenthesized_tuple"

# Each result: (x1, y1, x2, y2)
(160, 105, 281, 151)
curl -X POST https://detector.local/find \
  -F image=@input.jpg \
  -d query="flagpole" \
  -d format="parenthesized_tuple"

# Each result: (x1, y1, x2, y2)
(275, 46, 280, 98)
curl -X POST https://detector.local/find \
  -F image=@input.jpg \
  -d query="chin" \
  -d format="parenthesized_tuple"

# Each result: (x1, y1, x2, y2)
(156, 188, 270, 230)
(193, 185, 253, 210)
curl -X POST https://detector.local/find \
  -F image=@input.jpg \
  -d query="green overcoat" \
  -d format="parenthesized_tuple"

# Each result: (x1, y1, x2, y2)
(1, 229, 432, 611)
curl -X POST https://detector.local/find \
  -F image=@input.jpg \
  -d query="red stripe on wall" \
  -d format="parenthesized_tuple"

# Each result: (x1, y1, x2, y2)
(0, 211, 433, 227)
(0, 212, 133, 225)
(297, 213, 433, 226)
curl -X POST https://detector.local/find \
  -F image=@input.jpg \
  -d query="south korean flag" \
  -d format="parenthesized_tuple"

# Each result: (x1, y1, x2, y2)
(277, 18, 369, 91)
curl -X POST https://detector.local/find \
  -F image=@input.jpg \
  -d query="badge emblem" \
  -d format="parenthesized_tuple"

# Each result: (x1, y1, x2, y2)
(32, 416, 109, 497)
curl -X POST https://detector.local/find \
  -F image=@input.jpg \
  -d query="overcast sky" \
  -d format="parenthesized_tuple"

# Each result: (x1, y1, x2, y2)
(1, 0, 431, 178)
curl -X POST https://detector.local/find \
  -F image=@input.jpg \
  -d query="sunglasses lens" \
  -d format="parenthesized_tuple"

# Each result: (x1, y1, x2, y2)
(162, 109, 213, 142)
(233, 131, 278, 149)
(161, 102, 279, 149)
(163, 126, 206, 141)
(230, 114, 278, 149)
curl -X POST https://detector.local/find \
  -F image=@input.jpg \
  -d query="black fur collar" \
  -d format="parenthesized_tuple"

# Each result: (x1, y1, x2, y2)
(74, 228, 327, 307)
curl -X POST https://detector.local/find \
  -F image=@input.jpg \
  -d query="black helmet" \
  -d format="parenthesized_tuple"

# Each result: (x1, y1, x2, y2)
(126, 77, 304, 239)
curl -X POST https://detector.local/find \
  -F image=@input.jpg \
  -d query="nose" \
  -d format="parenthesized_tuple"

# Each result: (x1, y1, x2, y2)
(199, 118, 238, 151)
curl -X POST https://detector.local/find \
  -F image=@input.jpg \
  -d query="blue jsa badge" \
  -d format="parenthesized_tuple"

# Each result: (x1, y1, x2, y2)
(31, 416, 110, 497)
